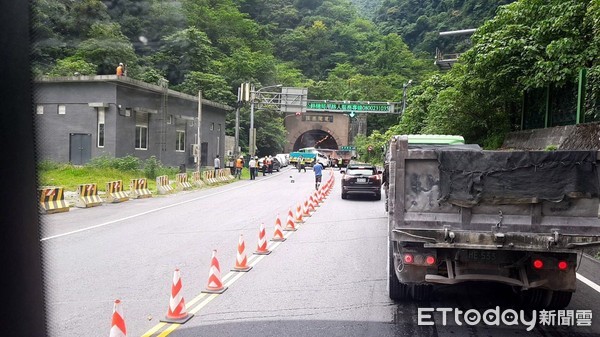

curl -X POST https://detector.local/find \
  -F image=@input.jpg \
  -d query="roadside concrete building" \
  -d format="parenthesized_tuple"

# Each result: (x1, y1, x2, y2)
(34, 75, 232, 168)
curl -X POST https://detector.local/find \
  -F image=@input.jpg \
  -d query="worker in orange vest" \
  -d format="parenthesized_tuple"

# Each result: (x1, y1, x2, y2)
(235, 156, 244, 179)
(116, 63, 124, 76)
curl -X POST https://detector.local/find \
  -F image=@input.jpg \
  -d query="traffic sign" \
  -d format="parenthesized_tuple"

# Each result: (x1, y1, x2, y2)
(306, 100, 397, 114)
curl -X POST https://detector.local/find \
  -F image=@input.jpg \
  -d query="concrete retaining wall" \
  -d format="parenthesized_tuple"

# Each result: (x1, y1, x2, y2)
(502, 122, 600, 150)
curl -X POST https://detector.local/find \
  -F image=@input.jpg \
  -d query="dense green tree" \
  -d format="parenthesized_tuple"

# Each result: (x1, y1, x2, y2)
(151, 27, 216, 85)
(75, 22, 139, 75)
(375, 0, 515, 53)
(174, 72, 237, 103)
(47, 56, 98, 76)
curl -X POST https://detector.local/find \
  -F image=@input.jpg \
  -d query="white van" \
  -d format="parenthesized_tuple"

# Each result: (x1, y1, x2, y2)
(316, 152, 330, 167)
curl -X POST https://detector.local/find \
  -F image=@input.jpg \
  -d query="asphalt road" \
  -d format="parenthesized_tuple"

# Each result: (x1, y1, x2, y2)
(41, 167, 600, 337)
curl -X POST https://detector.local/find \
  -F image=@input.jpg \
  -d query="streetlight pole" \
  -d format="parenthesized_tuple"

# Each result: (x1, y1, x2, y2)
(402, 79, 413, 115)
(249, 84, 282, 156)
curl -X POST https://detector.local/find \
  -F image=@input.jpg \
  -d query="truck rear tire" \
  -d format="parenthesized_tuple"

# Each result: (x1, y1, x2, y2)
(388, 241, 409, 301)
(548, 291, 572, 309)
(410, 284, 432, 301)
(517, 288, 552, 309)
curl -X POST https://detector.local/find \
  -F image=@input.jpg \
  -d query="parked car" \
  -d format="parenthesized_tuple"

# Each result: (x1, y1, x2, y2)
(258, 157, 281, 172)
(275, 153, 288, 167)
(340, 163, 382, 200)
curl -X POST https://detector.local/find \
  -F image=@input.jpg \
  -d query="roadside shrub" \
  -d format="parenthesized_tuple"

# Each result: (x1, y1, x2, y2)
(143, 156, 161, 179)
(87, 155, 141, 171)
(112, 155, 142, 171)
(545, 144, 558, 151)
(87, 155, 113, 169)
(37, 160, 62, 171)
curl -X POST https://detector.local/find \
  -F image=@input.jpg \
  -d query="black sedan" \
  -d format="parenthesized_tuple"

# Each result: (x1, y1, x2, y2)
(340, 163, 382, 200)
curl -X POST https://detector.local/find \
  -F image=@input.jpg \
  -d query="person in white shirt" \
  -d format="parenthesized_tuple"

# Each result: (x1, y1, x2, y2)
(248, 157, 256, 180)
(214, 155, 220, 174)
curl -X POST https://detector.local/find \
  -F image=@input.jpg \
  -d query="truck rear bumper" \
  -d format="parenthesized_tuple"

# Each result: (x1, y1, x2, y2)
(390, 228, 586, 291)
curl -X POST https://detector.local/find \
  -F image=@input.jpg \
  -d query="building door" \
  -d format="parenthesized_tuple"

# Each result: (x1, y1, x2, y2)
(201, 142, 208, 166)
(69, 133, 91, 165)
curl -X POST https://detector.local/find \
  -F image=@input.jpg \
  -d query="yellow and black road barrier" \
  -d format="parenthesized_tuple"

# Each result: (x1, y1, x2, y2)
(38, 187, 70, 214)
(192, 171, 205, 188)
(75, 183, 103, 208)
(176, 173, 193, 190)
(105, 180, 129, 203)
(156, 175, 174, 195)
(129, 178, 152, 199)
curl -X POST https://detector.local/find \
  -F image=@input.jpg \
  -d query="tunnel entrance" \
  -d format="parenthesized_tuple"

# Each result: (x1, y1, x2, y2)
(292, 130, 338, 151)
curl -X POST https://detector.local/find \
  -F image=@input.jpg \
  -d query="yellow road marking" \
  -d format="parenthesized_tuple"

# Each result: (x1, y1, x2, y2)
(141, 322, 166, 337)
(156, 323, 180, 337)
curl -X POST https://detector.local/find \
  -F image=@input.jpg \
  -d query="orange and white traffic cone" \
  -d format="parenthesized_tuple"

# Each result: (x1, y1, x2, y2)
(232, 234, 252, 272)
(202, 250, 228, 294)
(109, 299, 126, 337)
(161, 269, 193, 323)
(313, 191, 321, 207)
(255, 223, 272, 255)
(295, 203, 305, 224)
(284, 208, 297, 231)
(271, 215, 286, 242)
(302, 200, 311, 217)
(308, 196, 316, 213)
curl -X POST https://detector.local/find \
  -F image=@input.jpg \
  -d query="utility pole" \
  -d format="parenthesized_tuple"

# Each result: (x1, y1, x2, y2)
(234, 86, 241, 159)
(196, 90, 202, 172)
(402, 79, 413, 114)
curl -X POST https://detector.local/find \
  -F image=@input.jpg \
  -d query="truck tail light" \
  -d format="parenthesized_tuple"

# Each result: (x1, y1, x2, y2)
(403, 254, 414, 264)
(425, 256, 436, 265)
(532, 259, 544, 269)
(558, 261, 568, 270)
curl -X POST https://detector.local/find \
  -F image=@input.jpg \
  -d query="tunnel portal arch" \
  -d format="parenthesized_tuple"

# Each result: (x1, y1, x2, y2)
(292, 129, 339, 151)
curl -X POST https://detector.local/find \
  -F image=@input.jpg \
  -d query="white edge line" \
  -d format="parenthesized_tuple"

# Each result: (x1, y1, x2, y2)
(576, 273, 600, 294)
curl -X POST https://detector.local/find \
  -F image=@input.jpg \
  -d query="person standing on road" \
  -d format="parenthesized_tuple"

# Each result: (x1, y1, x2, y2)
(297, 156, 306, 173)
(214, 154, 220, 174)
(262, 157, 268, 176)
(235, 156, 244, 179)
(313, 161, 323, 190)
(268, 155, 274, 174)
(249, 156, 256, 180)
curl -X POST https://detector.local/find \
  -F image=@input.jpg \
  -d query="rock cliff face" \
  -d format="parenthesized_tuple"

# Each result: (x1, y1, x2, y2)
(502, 123, 600, 150)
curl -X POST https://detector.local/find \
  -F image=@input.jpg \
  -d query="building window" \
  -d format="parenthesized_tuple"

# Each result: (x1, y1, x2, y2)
(125, 108, 132, 117)
(97, 108, 105, 148)
(210, 122, 214, 131)
(176, 130, 185, 152)
(135, 112, 149, 150)
(135, 126, 148, 150)
(167, 115, 173, 124)
(58, 105, 66, 115)
(36, 105, 44, 115)
(217, 123, 221, 132)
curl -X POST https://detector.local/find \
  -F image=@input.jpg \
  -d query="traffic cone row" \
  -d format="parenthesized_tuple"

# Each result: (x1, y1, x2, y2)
(112, 174, 336, 333)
